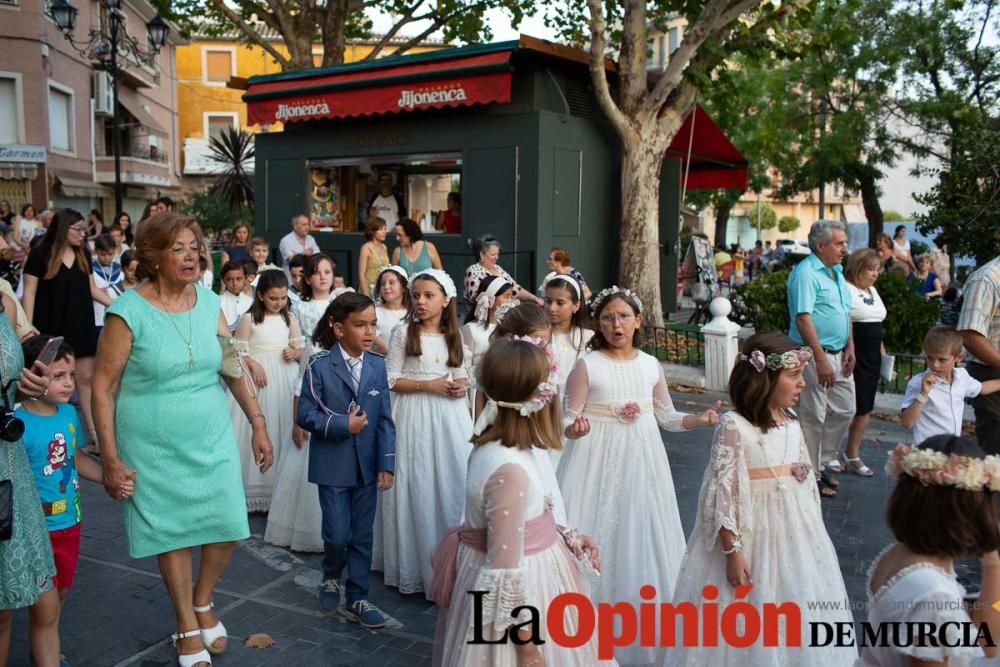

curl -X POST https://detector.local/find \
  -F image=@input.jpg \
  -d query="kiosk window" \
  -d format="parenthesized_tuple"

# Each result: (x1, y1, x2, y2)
(306, 153, 462, 235)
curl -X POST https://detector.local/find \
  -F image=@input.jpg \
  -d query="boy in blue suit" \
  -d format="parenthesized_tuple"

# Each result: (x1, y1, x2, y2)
(297, 292, 396, 628)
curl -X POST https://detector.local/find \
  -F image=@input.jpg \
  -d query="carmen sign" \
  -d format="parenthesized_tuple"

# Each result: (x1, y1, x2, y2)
(0, 144, 47, 163)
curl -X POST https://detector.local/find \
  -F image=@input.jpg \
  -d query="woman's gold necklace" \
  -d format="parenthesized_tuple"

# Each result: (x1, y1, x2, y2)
(155, 286, 195, 369)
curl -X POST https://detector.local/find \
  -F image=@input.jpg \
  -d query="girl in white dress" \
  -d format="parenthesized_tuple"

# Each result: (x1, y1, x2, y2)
(863, 434, 1000, 666)
(544, 274, 593, 468)
(265, 253, 336, 551)
(664, 331, 856, 666)
(431, 338, 609, 666)
(558, 286, 720, 666)
(375, 268, 474, 596)
(462, 275, 514, 410)
(373, 265, 409, 355)
(230, 269, 303, 512)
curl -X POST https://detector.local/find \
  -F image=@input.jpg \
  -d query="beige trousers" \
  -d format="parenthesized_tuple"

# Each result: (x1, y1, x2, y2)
(800, 350, 856, 470)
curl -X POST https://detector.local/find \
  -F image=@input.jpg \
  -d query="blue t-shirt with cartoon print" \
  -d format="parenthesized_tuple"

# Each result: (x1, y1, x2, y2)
(15, 403, 83, 531)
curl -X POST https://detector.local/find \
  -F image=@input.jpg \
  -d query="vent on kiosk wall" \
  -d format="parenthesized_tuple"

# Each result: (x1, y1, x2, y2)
(562, 76, 609, 123)
(94, 72, 114, 116)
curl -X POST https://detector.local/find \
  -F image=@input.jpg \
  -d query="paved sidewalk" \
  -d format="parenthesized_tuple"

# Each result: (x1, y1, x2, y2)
(9, 390, 911, 665)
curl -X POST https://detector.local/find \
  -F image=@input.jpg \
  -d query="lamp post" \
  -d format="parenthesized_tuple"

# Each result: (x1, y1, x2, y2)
(49, 0, 169, 213)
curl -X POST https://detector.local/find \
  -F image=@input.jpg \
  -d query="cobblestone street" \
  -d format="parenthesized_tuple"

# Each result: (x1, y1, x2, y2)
(9, 390, 914, 665)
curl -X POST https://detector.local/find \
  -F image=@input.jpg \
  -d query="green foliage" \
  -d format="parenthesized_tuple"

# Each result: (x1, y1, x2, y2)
(180, 190, 254, 240)
(778, 215, 800, 233)
(882, 209, 907, 222)
(749, 203, 777, 230)
(208, 127, 255, 212)
(735, 270, 790, 334)
(909, 239, 930, 260)
(875, 271, 941, 354)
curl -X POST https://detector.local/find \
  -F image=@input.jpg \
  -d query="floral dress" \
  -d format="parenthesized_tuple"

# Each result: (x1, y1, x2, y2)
(0, 313, 56, 608)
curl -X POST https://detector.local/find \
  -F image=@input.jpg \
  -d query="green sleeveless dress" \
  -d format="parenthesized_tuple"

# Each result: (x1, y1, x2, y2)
(107, 286, 249, 558)
(0, 313, 56, 608)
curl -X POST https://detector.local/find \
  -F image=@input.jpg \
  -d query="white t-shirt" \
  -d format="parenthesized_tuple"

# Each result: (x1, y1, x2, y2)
(220, 290, 253, 331)
(848, 284, 887, 323)
(893, 238, 911, 255)
(370, 194, 400, 226)
(901, 367, 981, 444)
(92, 262, 123, 326)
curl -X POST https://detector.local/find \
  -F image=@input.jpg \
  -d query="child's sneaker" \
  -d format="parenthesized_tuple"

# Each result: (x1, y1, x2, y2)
(318, 578, 341, 614)
(344, 600, 386, 629)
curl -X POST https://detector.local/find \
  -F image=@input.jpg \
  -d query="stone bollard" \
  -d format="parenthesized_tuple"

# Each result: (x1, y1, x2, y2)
(700, 297, 741, 392)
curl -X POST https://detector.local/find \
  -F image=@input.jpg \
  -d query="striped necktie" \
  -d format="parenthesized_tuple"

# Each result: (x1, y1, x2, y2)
(347, 357, 361, 393)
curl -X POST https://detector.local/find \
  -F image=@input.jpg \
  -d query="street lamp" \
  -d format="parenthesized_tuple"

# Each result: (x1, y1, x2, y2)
(49, 0, 170, 213)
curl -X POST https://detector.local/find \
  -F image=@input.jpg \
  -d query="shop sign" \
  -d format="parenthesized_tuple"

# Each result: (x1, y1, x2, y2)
(0, 144, 47, 163)
(397, 84, 467, 110)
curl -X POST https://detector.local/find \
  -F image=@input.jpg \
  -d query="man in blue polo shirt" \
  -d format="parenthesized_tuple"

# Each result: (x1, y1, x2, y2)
(787, 220, 855, 497)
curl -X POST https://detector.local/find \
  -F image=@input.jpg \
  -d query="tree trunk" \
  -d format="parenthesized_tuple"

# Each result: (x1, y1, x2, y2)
(713, 199, 733, 249)
(859, 168, 884, 249)
(619, 137, 668, 327)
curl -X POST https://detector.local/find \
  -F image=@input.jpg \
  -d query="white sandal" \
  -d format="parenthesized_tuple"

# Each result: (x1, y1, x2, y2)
(193, 600, 228, 655)
(845, 456, 874, 477)
(825, 456, 844, 473)
(172, 629, 211, 667)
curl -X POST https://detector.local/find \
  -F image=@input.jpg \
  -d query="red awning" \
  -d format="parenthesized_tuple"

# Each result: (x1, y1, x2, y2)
(244, 49, 514, 126)
(665, 106, 748, 191)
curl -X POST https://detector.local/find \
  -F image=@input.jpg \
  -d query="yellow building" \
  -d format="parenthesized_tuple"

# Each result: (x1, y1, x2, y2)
(176, 25, 446, 188)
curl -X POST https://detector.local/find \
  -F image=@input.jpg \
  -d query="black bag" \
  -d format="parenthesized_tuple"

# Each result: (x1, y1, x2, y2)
(0, 478, 11, 541)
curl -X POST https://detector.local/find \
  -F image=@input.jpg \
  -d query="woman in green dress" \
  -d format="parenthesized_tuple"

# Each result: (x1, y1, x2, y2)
(0, 291, 63, 666)
(92, 213, 274, 667)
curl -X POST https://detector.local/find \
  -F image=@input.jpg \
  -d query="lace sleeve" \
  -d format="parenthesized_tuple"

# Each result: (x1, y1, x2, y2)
(700, 414, 751, 551)
(472, 462, 535, 633)
(385, 324, 406, 388)
(561, 358, 591, 431)
(653, 364, 690, 432)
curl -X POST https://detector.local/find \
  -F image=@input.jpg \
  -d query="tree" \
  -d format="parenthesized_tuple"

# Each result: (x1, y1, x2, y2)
(881, 209, 906, 221)
(209, 127, 255, 211)
(153, 0, 536, 70)
(778, 215, 800, 233)
(548, 1, 804, 325)
(752, 203, 778, 230)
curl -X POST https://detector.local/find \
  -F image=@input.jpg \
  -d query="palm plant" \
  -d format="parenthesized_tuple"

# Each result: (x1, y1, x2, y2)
(208, 127, 255, 210)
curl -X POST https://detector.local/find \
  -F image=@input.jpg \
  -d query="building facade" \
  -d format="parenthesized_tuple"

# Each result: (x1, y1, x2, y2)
(0, 0, 184, 221)
(176, 25, 445, 191)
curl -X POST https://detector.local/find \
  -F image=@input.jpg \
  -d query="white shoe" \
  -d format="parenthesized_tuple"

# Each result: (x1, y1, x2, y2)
(193, 600, 228, 655)
(172, 629, 211, 667)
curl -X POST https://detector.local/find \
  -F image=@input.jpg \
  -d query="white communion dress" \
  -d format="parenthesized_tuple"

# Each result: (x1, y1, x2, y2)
(460, 320, 496, 407)
(549, 326, 593, 469)
(663, 411, 856, 666)
(373, 327, 474, 596)
(557, 349, 690, 666)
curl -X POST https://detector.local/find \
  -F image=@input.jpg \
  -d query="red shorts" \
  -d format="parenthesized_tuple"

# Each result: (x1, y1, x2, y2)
(49, 523, 82, 590)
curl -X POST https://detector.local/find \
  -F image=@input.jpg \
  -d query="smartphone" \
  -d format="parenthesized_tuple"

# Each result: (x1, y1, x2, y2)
(36, 336, 65, 368)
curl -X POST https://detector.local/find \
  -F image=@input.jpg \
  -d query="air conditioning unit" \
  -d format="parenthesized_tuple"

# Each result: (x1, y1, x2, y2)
(93, 72, 114, 116)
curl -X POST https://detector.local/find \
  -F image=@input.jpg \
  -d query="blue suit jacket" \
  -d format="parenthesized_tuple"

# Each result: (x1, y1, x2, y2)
(297, 343, 396, 488)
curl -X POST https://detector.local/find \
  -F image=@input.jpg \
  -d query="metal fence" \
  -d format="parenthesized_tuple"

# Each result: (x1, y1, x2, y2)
(642, 324, 705, 367)
(879, 353, 926, 394)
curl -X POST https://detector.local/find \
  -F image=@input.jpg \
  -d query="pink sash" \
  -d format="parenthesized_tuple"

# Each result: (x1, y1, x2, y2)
(429, 509, 569, 607)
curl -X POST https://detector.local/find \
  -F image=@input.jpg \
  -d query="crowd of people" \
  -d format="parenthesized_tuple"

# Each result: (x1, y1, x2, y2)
(1, 203, 1000, 667)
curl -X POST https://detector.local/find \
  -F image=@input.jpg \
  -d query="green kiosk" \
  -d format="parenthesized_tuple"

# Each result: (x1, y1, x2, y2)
(244, 36, 747, 311)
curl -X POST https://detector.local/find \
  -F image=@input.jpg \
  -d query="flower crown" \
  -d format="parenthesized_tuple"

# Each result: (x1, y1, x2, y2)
(885, 444, 1000, 491)
(590, 286, 643, 317)
(472, 336, 559, 435)
(494, 302, 517, 325)
(739, 348, 812, 373)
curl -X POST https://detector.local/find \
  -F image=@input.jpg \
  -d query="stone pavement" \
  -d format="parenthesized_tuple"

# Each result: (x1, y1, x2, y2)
(8, 391, 914, 666)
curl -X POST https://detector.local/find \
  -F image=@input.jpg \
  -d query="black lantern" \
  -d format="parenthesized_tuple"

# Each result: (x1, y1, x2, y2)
(146, 15, 169, 50)
(105, 0, 123, 9)
(49, 0, 78, 32)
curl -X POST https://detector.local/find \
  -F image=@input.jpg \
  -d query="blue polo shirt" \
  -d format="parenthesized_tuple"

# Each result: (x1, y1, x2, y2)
(787, 253, 851, 350)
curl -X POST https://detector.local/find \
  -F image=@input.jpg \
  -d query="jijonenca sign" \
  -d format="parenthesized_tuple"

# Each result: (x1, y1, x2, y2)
(398, 85, 468, 110)
(275, 101, 331, 122)
(0, 144, 47, 163)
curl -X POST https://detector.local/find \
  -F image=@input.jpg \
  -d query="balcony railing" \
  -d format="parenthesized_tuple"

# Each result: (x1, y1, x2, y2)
(100, 144, 168, 164)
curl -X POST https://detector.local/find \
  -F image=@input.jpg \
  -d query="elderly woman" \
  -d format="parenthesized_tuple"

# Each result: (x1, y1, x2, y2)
(912, 254, 944, 300)
(0, 295, 64, 667)
(220, 222, 251, 266)
(842, 248, 886, 477)
(391, 217, 441, 275)
(546, 246, 593, 301)
(463, 235, 543, 307)
(92, 213, 274, 667)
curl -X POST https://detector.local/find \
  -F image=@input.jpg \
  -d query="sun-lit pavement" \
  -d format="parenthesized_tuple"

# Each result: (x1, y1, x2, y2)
(8, 390, 915, 665)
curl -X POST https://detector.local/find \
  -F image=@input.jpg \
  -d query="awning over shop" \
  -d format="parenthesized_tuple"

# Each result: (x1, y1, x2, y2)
(244, 46, 514, 126)
(118, 98, 169, 136)
(0, 163, 38, 180)
(665, 105, 749, 191)
(56, 176, 110, 198)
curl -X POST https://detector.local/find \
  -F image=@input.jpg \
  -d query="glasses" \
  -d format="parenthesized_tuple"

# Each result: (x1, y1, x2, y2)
(69, 224, 86, 234)
(599, 312, 635, 325)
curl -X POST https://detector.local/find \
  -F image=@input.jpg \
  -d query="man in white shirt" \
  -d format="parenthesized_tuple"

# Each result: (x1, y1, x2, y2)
(279, 214, 321, 282)
(366, 173, 406, 227)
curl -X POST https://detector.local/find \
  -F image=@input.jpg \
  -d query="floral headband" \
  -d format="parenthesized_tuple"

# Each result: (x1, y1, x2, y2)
(885, 444, 1000, 492)
(494, 302, 516, 325)
(473, 277, 511, 322)
(472, 336, 559, 435)
(590, 286, 643, 317)
(739, 348, 812, 372)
